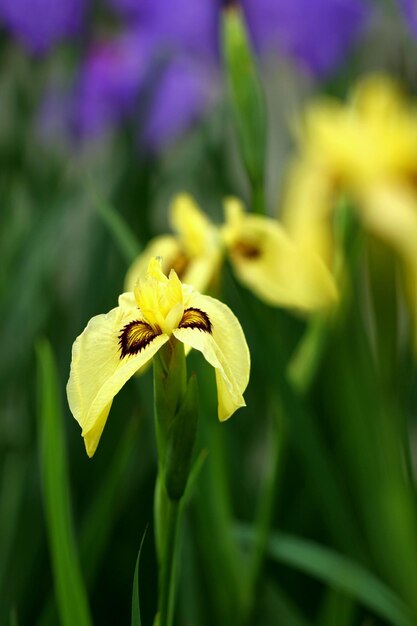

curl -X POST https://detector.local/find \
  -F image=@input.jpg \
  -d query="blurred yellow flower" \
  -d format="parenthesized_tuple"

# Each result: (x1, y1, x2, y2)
(125, 194, 223, 296)
(126, 193, 337, 313)
(67, 258, 250, 457)
(283, 75, 417, 338)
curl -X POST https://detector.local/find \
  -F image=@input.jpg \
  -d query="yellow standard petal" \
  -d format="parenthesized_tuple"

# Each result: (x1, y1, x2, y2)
(134, 257, 185, 334)
(222, 197, 337, 311)
(173, 291, 250, 421)
(67, 291, 169, 457)
(170, 193, 218, 257)
(125, 235, 183, 293)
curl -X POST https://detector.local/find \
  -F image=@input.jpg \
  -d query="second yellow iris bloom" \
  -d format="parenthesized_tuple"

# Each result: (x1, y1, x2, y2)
(125, 194, 337, 313)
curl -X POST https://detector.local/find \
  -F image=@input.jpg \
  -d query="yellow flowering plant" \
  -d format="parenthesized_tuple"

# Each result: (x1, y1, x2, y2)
(283, 75, 417, 345)
(67, 256, 250, 625)
(67, 257, 250, 458)
(125, 193, 337, 314)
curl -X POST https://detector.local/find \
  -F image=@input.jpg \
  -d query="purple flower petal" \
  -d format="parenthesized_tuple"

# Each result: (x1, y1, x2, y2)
(141, 55, 220, 151)
(73, 30, 153, 138)
(400, 0, 417, 37)
(108, 0, 221, 60)
(240, 0, 370, 77)
(0, 0, 86, 54)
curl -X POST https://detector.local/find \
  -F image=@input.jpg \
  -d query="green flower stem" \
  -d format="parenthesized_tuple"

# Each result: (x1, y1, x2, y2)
(153, 340, 199, 626)
(156, 478, 180, 626)
(287, 313, 330, 394)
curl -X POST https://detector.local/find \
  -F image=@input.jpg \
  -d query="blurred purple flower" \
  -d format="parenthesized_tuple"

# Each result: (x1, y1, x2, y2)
(73, 30, 153, 138)
(38, 0, 369, 153)
(400, 0, 417, 37)
(142, 56, 220, 151)
(108, 0, 221, 60)
(72, 0, 221, 147)
(0, 0, 86, 54)
(241, 0, 369, 76)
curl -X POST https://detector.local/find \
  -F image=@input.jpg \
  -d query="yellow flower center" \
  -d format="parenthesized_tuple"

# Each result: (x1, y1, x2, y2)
(134, 258, 184, 335)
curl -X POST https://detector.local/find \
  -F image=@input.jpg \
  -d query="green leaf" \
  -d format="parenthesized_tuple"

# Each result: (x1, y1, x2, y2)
(0, 453, 26, 603)
(131, 528, 148, 626)
(36, 339, 93, 626)
(236, 525, 413, 626)
(165, 374, 199, 501)
(37, 416, 144, 626)
(180, 448, 208, 512)
(222, 8, 266, 213)
(89, 185, 141, 265)
(9, 608, 18, 626)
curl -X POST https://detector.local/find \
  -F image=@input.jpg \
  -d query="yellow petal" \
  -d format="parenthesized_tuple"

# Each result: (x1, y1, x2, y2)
(124, 236, 182, 293)
(170, 193, 218, 258)
(67, 292, 169, 457)
(360, 183, 417, 262)
(224, 196, 337, 311)
(170, 193, 223, 292)
(282, 161, 336, 266)
(299, 76, 417, 186)
(173, 292, 250, 421)
(360, 183, 417, 346)
(125, 233, 222, 296)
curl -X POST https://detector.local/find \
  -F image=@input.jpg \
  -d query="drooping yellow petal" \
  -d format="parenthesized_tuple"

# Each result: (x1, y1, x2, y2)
(173, 292, 250, 421)
(223, 196, 337, 311)
(67, 292, 169, 457)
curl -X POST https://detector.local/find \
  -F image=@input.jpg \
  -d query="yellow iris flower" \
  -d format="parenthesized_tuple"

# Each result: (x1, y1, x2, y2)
(125, 194, 337, 312)
(67, 257, 250, 457)
(283, 75, 417, 336)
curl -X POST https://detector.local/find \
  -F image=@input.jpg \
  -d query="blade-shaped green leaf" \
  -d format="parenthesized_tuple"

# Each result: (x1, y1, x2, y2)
(89, 185, 141, 265)
(131, 528, 148, 626)
(236, 524, 413, 626)
(180, 448, 208, 512)
(36, 339, 92, 626)
(222, 8, 266, 213)
(0, 454, 26, 604)
(37, 415, 144, 626)
(9, 608, 18, 626)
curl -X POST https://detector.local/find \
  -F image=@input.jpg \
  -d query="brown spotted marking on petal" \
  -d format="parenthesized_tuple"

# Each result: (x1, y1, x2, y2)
(179, 308, 212, 333)
(233, 240, 262, 260)
(118, 320, 159, 358)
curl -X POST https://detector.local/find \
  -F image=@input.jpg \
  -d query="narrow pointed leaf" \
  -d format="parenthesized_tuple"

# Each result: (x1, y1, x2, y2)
(89, 185, 141, 265)
(131, 528, 148, 626)
(36, 339, 92, 626)
(236, 525, 413, 626)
